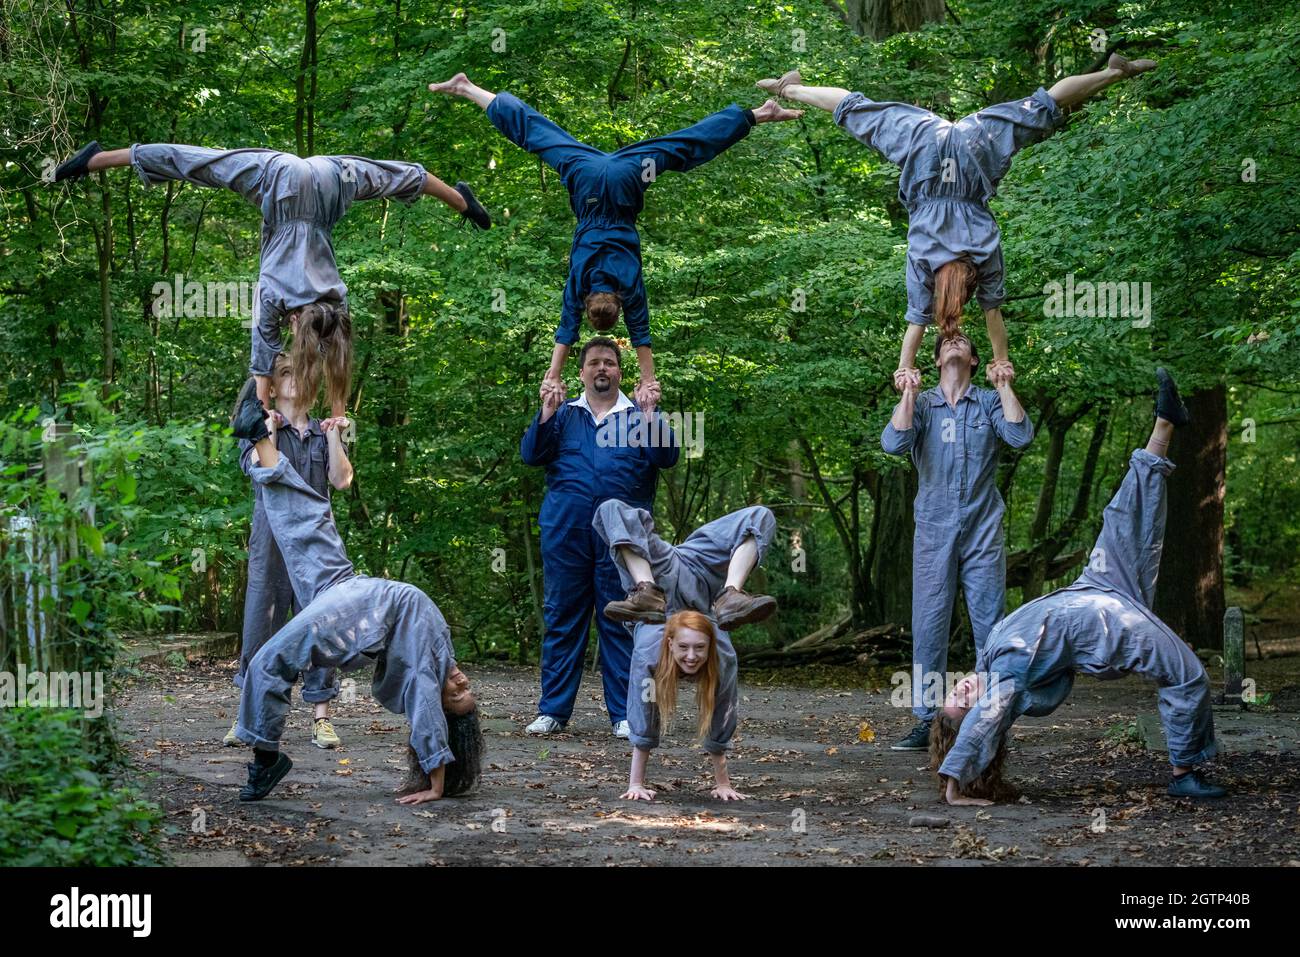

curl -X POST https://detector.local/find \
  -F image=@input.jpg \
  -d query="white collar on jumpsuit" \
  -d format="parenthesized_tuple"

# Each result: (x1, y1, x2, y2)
(572, 389, 635, 425)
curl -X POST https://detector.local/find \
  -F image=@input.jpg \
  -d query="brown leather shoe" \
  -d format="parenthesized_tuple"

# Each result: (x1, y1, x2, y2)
(756, 69, 802, 98)
(712, 586, 777, 630)
(604, 582, 667, 624)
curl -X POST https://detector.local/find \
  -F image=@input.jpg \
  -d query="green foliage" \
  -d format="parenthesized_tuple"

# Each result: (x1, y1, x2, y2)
(0, 0, 1296, 660)
(0, 707, 163, 867)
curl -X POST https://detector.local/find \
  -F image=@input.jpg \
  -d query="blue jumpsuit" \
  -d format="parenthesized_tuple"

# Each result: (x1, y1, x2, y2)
(128, 143, 428, 376)
(939, 450, 1219, 790)
(592, 501, 777, 754)
(486, 92, 756, 348)
(520, 395, 679, 726)
(235, 422, 338, 704)
(833, 89, 1065, 326)
(881, 385, 1035, 721)
(236, 456, 459, 774)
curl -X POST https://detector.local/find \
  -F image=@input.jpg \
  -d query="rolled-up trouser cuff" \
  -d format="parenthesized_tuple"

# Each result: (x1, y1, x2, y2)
(419, 746, 456, 774)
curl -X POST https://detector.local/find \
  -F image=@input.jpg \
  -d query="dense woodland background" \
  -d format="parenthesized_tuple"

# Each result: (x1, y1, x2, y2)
(2, 0, 1298, 672)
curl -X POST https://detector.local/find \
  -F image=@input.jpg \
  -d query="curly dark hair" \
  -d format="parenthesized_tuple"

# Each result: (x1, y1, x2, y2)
(397, 709, 485, 798)
(928, 713, 1018, 802)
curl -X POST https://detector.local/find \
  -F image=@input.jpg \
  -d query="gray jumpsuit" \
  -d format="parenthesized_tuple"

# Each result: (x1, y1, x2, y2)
(592, 501, 776, 753)
(128, 143, 428, 376)
(234, 423, 337, 703)
(882, 385, 1034, 720)
(833, 88, 1065, 326)
(938, 449, 1219, 791)
(235, 456, 459, 774)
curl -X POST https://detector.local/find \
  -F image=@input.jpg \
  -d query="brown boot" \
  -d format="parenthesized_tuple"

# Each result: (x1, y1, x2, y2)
(604, 582, 667, 624)
(712, 586, 777, 630)
(1108, 53, 1157, 77)
(755, 69, 802, 98)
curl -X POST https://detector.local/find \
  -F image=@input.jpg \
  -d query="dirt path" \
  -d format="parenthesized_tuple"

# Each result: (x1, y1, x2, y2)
(118, 656, 1300, 866)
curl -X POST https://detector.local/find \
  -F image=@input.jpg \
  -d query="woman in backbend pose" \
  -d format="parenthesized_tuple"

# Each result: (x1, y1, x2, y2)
(929, 370, 1227, 806)
(756, 54, 1157, 390)
(228, 385, 483, 804)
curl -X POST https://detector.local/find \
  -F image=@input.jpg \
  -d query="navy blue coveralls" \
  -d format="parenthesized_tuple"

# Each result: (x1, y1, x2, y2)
(486, 92, 756, 348)
(520, 393, 679, 726)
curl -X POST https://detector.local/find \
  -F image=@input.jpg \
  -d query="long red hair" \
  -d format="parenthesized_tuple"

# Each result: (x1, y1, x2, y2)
(654, 610, 720, 741)
(933, 259, 977, 341)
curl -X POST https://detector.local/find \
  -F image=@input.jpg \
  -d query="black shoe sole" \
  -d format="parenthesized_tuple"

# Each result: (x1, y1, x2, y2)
(240, 753, 293, 801)
(54, 140, 102, 183)
(230, 376, 258, 426)
(1155, 367, 1190, 427)
(456, 181, 491, 230)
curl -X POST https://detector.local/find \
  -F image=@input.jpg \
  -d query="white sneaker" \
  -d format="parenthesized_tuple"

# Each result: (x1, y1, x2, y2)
(612, 720, 631, 739)
(525, 715, 563, 735)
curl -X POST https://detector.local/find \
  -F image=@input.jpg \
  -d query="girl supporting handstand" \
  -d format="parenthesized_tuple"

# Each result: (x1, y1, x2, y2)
(929, 369, 1227, 805)
(228, 392, 483, 804)
(429, 73, 802, 411)
(757, 54, 1156, 388)
(54, 140, 491, 418)
(593, 500, 779, 802)
(226, 355, 353, 750)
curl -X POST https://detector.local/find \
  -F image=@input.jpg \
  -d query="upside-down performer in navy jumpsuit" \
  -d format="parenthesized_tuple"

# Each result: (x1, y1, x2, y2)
(429, 72, 802, 394)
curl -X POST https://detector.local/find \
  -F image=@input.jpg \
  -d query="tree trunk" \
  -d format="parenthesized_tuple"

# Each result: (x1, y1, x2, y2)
(830, 0, 947, 40)
(295, 0, 319, 156)
(1154, 385, 1226, 649)
(868, 464, 915, 626)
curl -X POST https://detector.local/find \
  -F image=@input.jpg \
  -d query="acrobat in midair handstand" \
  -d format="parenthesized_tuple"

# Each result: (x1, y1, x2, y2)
(53, 139, 491, 420)
(429, 73, 802, 411)
(756, 54, 1156, 391)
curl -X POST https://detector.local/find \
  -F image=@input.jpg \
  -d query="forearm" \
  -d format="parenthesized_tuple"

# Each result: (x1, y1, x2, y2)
(710, 752, 731, 789)
(998, 384, 1026, 424)
(899, 323, 925, 369)
(635, 345, 656, 383)
(545, 343, 570, 382)
(890, 393, 916, 431)
(327, 432, 354, 488)
(984, 307, 1009, 363)
(629, 746, 651, 786)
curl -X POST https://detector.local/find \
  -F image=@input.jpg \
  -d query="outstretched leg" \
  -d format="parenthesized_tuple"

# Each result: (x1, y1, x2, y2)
(1077, 369, 1186, 609)
(615, 99, 801, 188)
(430, 73, 599, 186)
(1048, 53, 1156, 109)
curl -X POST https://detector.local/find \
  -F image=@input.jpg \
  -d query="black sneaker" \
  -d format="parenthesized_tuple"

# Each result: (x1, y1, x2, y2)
(890, 720, 931, 751)
(1155, 367, 1190, 427)
(239, 752, 293, 801)
(455, 181, 491, 230)
(231, 393, 271, 442)
(53, 141, 103, 183)
(229, 376, 259, 426)
(1167, 769, 1226, 799)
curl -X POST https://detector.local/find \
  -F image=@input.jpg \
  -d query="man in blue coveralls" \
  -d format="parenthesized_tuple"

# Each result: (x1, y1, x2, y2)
(519, 337, 680, 738)
(429, 71, 802, 410)
(882, 332, 1034, 750)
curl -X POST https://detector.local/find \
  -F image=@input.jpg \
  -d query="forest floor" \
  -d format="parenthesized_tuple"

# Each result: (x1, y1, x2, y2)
(118, 653, 1300, 867)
